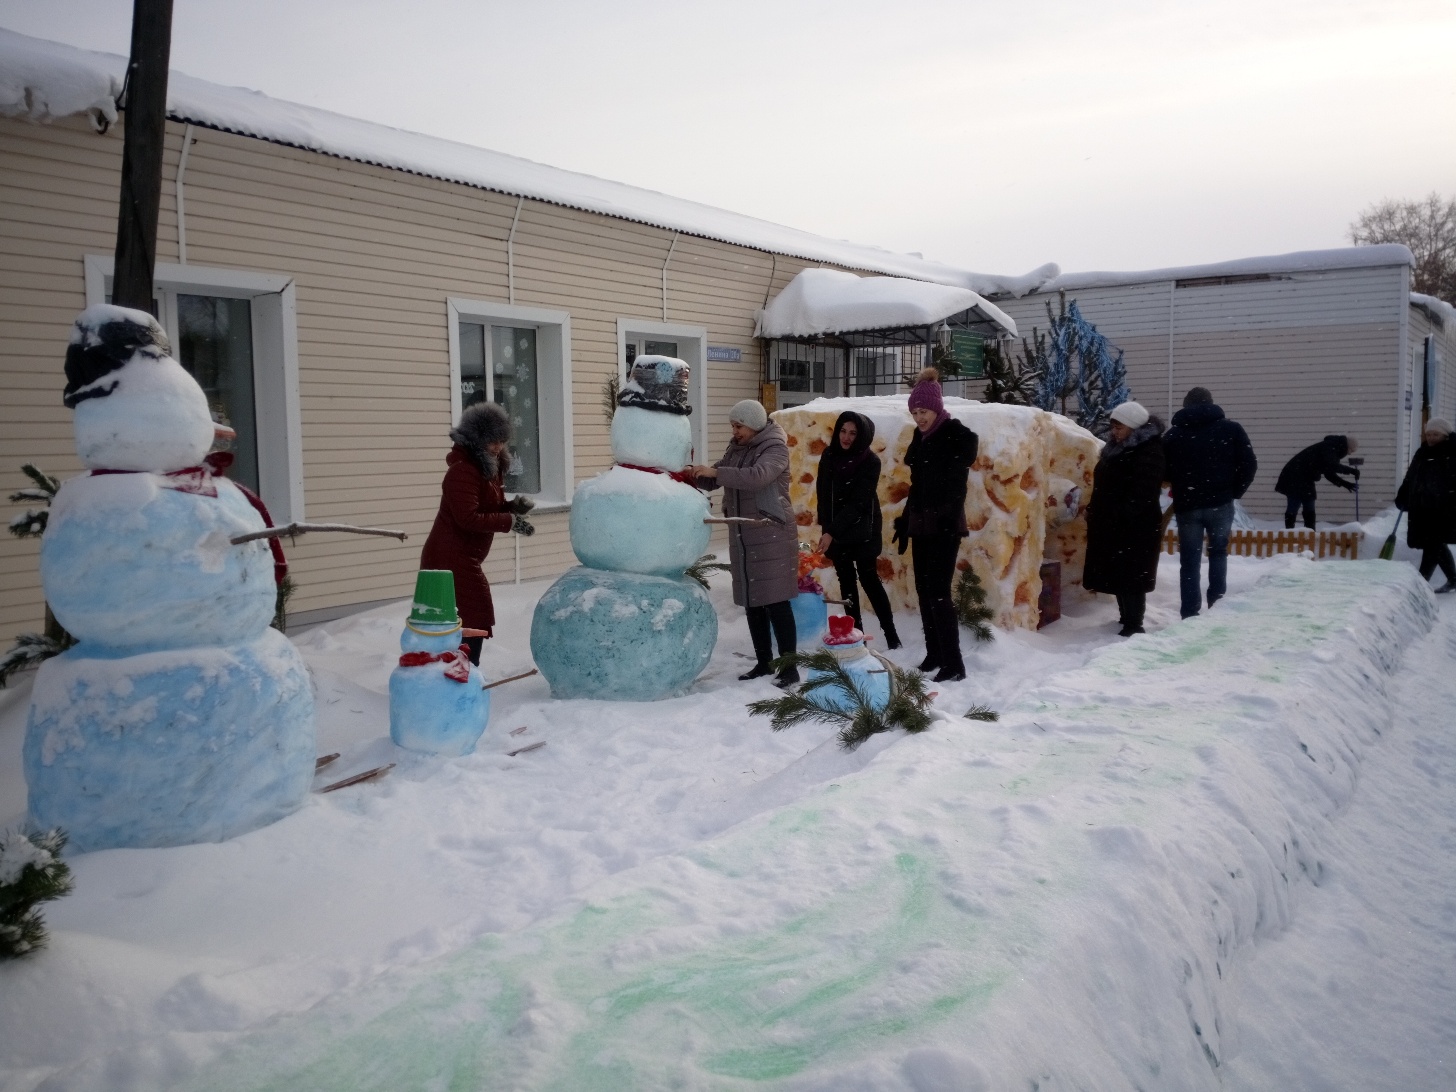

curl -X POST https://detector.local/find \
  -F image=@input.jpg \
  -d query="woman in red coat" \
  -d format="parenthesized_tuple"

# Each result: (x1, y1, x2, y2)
(420, 402, 532, 664)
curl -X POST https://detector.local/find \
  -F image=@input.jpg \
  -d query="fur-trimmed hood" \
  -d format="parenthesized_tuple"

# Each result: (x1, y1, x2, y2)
(1100, 415, 1165, 462)
(450, 402, 510, 476)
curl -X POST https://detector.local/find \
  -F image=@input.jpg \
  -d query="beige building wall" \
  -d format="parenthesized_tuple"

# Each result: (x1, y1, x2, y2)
(994, 266, 1411, 523)
(0, 113, 840, 643)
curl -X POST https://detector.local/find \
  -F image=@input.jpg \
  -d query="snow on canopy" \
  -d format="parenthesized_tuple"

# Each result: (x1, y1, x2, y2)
(756, 267, 1018, 339)
(1411, 292, 1456, 328)
(0, 27, 1057, 297)
(1027, 244, 1415, 294)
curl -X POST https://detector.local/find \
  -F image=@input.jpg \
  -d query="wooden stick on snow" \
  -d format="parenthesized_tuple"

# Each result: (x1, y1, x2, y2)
(481, 668, 539, 691)
(231, 522, 408, 545)
(703, 516, 771, 525)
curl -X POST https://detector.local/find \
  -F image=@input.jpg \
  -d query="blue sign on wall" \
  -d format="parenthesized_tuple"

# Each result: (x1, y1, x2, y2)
(707, 346, 742, 362)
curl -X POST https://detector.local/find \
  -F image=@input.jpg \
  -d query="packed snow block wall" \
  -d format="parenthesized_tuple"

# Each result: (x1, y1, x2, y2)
(778, 396, 1099, 629)
(530, 568, 717, 701)
(184, 561, 1437, 1091)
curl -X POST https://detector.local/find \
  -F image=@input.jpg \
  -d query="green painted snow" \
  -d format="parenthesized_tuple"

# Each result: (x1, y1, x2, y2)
(184, 561, 1428, 1091)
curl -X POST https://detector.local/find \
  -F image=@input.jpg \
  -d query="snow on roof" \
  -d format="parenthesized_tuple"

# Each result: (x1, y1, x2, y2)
(756, 268, 1017, 340)
(0, 28, 1056, 296)
(1014, 244, 1415, 295)
(1410, 292, 1456, 330)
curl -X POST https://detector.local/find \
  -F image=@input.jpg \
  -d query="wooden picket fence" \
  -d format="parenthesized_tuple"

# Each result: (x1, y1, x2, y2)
(1161, 528, 1364, 559)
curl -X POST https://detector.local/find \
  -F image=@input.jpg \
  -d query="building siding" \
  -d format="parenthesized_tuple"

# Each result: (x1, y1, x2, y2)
(0, 113, 828, 642)
(994, 266, 1411, 523)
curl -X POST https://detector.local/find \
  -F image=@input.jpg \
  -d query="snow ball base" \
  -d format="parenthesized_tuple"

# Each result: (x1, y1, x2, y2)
(568, 466, 710, 576)
(529, 567, 716, 701)
(42, 472, 277, 651)
(23, 628, 315, 853)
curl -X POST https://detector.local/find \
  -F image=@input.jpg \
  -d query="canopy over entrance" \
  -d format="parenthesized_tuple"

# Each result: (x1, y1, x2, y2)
(756, 268, 1017, 406)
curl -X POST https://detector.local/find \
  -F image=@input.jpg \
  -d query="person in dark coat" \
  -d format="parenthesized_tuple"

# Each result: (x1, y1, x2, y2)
(420, 403, 534, 664)
(1162, 387, 1257, 619)
(815, 409, 900, 649)
(892, 368, 979, 682)
(1395, 417, 1456, 592)
(1274, 435, 1359, 528)
(692, 399, 800, 687)
(1083, 401, 1166, 637)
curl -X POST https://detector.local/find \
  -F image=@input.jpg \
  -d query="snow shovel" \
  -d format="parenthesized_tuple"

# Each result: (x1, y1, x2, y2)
(1379, 512, 1402, 560)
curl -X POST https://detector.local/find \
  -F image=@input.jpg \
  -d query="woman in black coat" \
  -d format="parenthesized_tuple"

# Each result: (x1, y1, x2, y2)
(1274, 434, 1359, 528)
(815, 410, 900, 648)
(1084, 401, 1166, 636)
(893, 368, 979, 682)
(1395, 417, 1456, 592)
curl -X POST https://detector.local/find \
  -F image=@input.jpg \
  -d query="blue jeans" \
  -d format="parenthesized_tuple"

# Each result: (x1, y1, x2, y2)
(1177, 503, 1234, 619)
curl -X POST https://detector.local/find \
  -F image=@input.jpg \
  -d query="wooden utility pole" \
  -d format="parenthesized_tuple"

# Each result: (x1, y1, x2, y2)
(111, 0, 174, 311)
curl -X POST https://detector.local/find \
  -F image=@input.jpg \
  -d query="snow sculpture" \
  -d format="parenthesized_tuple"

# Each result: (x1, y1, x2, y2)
(779, 396, 1101, 631)
(389, 570, 491, 756)
(805, 615, 890, 714)
(531, 356, 717, 700)
(23, 305, 316, 853)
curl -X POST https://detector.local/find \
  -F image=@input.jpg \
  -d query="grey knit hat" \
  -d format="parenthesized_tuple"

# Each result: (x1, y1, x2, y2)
(1425, 418, 1452, 437)
(728, 399, 768, 431)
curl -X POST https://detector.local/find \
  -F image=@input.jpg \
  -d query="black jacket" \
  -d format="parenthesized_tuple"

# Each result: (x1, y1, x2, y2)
(1083, 420, 1166, 596)
(904, 416, 979, 538)
(815, 410, 884, 562)
(1275, 436, 1357, 500)
(1396, 436, 1456, 549)
(1163, 402, 1257, 512)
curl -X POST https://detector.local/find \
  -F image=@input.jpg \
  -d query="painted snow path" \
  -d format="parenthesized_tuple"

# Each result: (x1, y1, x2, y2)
(180, 561, 1437, 1091)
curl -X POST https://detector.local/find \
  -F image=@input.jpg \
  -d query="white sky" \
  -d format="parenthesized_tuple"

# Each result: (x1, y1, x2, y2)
(2, 0, 1453, 279)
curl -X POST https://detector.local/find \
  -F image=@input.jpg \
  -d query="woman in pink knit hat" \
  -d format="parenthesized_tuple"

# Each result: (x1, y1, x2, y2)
(891, 367, 979, 681)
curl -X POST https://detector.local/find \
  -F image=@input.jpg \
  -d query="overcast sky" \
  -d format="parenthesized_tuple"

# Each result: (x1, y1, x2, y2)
(3, 0, 1453, 279)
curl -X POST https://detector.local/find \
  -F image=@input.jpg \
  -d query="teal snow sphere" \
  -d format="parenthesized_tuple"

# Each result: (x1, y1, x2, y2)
(530, 567, 717, 701)
(569, 466, 710, 576)
(23, 628, 315, 853)
(791, 591, 829, 645)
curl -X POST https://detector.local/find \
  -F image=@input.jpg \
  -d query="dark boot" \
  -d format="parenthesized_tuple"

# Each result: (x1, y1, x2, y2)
(917, 601, 940, 672)
(882, 619, 902, 650)
(768, 601, 799, 688)
(1284, 514, 1296, 530)
(739, 606, 774, 680)
(931, 599, 965, 682)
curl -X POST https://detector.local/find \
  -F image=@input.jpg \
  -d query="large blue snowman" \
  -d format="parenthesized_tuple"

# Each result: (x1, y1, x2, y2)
(23, 305, 316, 853)
(530, 356, 717, 700)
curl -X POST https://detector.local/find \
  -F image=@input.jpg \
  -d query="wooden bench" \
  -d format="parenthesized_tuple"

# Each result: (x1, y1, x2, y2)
(1161, 528, 1364, 559)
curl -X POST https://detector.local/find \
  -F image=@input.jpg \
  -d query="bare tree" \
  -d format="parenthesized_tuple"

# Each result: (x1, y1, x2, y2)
(1349, 192, 1456, 301)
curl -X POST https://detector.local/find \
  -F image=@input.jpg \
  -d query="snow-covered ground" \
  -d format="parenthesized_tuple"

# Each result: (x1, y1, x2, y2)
(2, 551, 1454, 1090)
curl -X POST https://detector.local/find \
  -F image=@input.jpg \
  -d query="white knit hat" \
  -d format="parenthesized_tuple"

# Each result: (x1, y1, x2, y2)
(728, 399, 768, 431)
(1109, 401, 1150, 429)
(1425, 418, 1452, 437)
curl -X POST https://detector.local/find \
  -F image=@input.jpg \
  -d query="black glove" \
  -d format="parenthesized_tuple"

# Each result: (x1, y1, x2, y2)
(892, 514, 910, 555)
(512, 514, 535, 536)
(507, 494, 535, 515)
(1339, 480, 1357, 491)
(1348, 465, 1361, 480)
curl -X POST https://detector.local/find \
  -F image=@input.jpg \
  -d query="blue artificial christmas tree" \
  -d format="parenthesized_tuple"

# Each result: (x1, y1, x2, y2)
(1034, 292, 1132, 437)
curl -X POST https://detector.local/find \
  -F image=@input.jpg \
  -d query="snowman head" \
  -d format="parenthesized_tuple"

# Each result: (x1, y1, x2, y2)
(65, 305, 215, 472)
(612, 356, 694, 471)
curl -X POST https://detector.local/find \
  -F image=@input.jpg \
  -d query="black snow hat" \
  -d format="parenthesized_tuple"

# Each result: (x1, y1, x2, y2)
(617, 356, 692, 415)
(63, 307, 171, 408)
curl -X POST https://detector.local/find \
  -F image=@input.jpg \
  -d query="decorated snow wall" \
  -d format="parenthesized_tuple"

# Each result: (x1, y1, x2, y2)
(777, 396, 1100, 630)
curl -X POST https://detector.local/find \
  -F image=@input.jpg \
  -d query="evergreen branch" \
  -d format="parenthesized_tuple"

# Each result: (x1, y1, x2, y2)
(20, 465, 60, 498)
(602, 375, 620, 425)
(963, 704, 1000, 722)
(683, 553, 730, 590)
(953, 566, 995, 641)
(8, 510, 47, 539)
(0, 827, 74, 960)
(0, 633, 73, 688)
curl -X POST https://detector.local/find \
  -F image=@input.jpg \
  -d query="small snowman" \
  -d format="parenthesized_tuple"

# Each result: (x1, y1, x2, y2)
(530, 357, 718, 700)
(807, 615, 891, 714)
(23, 305, 315, 853)
(389, 570, 491, 756)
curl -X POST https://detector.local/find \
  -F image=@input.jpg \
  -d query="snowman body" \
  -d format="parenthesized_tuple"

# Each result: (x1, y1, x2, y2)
(532, 357, 717, 700)
(389, 625, 490, 756)
(806, 621, 892, 714)
(24, 305, 316, 853)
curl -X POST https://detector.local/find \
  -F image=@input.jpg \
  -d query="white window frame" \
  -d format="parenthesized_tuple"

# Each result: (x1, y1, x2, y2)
(448, 297, 573, 509)
(83, 254, 305, 522)
(615, 318, 709, 463)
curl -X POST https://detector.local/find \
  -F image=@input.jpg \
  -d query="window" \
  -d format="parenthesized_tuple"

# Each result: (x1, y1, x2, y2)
(457, 321, 543, 494)
(448, 299, 573, 505)
(85, 256, 303, 521)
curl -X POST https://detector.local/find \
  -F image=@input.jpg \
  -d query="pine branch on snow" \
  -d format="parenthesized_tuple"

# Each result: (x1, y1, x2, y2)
(747, 649, 935, 751)
(0, 828, 74, 960)
(0, 632, 75, 688)
(953, 566, 995, 642)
